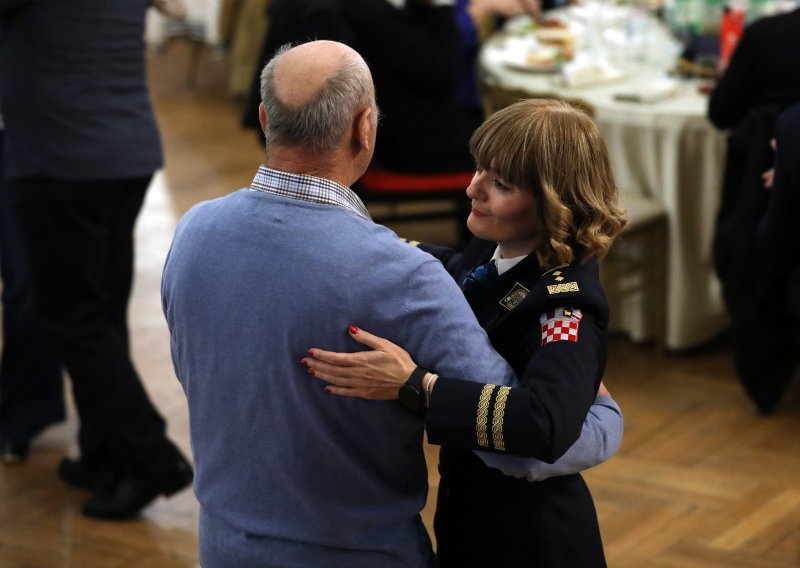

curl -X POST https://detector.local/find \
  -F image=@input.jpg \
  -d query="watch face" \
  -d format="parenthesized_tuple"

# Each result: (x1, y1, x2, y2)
(399, 384, 425, 414)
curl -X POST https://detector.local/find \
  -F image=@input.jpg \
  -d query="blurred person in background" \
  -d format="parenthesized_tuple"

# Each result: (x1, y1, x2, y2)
(243, 0, 479, 173)
(708, 6, 800, 413)
(707, 6, 800, 130)
(0, 107, 64, 466)
(754, 100, 800, 406)
(0, 0, 192, 519)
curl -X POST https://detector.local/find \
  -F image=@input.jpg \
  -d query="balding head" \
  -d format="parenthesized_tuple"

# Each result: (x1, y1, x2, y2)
(272, 40, 355, 108)
(259, 40, 377, 155)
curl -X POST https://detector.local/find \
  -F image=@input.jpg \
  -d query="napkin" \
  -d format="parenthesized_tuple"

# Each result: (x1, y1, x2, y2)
(561, 55, 624, 88)
(613, 77, 680, 103)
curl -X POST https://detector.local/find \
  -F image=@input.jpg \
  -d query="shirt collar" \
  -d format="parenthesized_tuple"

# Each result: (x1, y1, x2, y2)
(249, 165, 372, 222)
(491, 246, 527, 276)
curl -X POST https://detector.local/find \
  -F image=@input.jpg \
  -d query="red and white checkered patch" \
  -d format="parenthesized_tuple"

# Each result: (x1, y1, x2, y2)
(540, 308, 583, 345)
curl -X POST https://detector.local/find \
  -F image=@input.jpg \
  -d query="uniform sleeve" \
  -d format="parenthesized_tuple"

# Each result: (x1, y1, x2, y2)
(475, 395, 622, 480)
(426, 296, 606, 461)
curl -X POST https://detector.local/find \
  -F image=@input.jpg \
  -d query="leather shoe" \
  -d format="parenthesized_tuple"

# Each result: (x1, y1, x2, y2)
(58, 457, 119, 492)
(1, 437, 30, 465)
(81, 457, 193, 520)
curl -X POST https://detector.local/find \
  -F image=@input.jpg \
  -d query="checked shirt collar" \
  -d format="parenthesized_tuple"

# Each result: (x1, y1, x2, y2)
(249, 165, 372, 222)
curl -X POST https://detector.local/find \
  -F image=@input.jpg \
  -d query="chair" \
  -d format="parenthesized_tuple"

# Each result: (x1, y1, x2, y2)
(600, 192, 669, 353)
(479, 77, 669, 350)
(354, 167, 475, 248)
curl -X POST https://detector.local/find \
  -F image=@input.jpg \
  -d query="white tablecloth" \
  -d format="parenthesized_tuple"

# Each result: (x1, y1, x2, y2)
(480, 10, 729, 349)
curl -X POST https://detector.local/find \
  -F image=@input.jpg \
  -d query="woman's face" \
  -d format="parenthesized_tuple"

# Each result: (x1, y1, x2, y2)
(466, 167, 542, 258)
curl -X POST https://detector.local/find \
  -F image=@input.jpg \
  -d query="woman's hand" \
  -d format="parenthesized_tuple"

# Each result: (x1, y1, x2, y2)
(302, 326, 418, 400)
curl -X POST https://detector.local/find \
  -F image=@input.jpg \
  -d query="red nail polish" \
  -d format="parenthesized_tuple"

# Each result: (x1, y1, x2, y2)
(324, 387, 331, 393)
(300, 359, 308, 367)
(307, 349, 314, 357)
(307, 369, 315, 376)
(349, 325, 359, 334)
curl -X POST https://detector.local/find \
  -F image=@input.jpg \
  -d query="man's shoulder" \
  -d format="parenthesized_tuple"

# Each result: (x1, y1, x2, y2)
(356, 228, 445, 270)
(177, 189, 249, 223)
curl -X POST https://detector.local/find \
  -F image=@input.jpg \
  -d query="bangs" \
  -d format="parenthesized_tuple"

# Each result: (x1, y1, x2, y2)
(469, 109, 536, 188)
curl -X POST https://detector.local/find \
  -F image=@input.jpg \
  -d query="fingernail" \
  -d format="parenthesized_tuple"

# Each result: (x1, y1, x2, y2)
(307, 369, 315, 376)
(307, 349, 314, 357)
(300, 359, 308, 367)
(324, 387, 331, 393)
(349, 325, 359, 334)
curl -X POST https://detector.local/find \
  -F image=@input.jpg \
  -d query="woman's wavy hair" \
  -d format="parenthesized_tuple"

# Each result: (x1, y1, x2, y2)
(470, 98, 627, 269)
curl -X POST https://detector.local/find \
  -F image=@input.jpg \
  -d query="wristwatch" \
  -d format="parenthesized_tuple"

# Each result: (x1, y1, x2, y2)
(399, 366, 429, 415)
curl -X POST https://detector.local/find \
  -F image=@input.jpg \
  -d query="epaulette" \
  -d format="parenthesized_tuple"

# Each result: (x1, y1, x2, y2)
(398, 237, 422, 247)
(540, 263, 581, 296)
(539, 260, 597, 298)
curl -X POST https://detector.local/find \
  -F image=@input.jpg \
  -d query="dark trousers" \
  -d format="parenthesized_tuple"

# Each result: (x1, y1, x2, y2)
(0, 133, 65, 441)
(12, 175, 181, 479)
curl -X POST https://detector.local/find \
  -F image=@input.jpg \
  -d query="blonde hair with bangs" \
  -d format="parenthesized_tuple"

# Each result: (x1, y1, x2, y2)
(469, 98, 626, 269)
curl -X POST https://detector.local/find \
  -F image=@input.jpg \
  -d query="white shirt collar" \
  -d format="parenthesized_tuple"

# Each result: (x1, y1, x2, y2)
(491, 247, 528, 276)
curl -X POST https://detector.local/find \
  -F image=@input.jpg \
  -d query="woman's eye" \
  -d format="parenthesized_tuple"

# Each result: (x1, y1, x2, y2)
(492, 178, 508, 190)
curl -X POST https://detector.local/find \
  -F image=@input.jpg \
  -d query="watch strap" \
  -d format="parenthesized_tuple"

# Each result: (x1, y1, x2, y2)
(406, 366, 429, 390)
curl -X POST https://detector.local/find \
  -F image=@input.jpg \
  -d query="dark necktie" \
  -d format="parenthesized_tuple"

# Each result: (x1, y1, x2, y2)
(461, 260, 498, 299)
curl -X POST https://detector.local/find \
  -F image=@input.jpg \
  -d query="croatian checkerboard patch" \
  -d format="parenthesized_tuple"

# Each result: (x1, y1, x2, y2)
(540, 308, 583, 345)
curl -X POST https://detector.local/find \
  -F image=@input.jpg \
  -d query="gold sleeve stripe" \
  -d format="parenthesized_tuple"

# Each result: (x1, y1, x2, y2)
(491, 386, 511, 451)
(476, 384, 495, 448)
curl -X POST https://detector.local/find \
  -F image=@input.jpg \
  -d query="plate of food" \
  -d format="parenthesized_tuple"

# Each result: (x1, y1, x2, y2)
(534, 25, 576, 60)
(501, 39, 562, 73)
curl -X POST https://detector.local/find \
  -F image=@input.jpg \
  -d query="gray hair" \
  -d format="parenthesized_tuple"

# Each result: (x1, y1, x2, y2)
(260, 43, 377, 153)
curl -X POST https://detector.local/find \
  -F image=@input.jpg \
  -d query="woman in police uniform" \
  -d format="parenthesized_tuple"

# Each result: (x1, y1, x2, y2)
(305, 99, 626, 566)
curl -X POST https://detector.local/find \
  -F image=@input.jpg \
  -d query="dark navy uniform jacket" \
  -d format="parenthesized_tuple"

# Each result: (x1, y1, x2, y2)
(420, 237, 608, 567)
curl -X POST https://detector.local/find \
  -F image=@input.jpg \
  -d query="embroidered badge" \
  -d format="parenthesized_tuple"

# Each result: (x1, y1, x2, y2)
(540, 308, 583, 345)
(499, 282, 530, 311)
(547, 281, 579, 294)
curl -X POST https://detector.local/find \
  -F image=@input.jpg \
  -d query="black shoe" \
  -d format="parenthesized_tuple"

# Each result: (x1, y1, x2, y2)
(81, 457, 193, 520)
(0, 437, 30, 465)
(58, 457, 120, 492)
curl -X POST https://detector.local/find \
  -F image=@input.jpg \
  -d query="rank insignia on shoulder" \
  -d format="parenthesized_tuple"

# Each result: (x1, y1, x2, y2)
(539, 307, 583, 345)
(499, 282, 530, 311)
(547, 281, 579, 294)
(399, 238, 421, 247)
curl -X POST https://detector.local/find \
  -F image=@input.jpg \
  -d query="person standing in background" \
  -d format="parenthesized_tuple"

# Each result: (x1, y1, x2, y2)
(243, 0, 479, 173)
(707, 6, 800, 413)
(707, 6, 800, 130)
(754, 100, 800, 407)
(0, 108, 64, 466)
(0, 0, 192, 519)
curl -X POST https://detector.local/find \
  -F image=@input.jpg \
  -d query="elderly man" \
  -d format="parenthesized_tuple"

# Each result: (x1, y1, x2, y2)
(162, 40, 620, 566)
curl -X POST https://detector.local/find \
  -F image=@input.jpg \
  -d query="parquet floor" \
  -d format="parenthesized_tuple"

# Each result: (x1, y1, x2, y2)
(0, 42, 798, 568)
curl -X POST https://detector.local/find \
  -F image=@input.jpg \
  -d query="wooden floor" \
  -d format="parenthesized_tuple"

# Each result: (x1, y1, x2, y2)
(1, 42, 799, 568)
